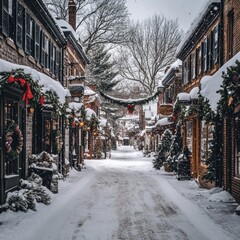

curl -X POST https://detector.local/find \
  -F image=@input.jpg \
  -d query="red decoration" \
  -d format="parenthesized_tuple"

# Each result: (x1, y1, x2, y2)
(172, 114, 177, 122)
(127, 104, 135, 114)
(7, 75, 15, 83)
(39, 95, 45, 106)
(7, 76, 34, 105)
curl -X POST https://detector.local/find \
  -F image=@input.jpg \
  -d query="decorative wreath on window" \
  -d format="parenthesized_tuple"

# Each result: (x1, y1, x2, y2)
(53, 130, 63, 153)
(5, 120, 23, 158)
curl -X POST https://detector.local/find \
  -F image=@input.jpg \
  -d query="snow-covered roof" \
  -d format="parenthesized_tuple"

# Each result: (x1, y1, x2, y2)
(189, 87, 199, 100)
(119, 115, 139, 121)
(99, 118, 107, 127)
(0, 59, 69, 104)
(85, 108, 97, 120)
(55, 18, 78, 40)
(145, 125, 154, 131)
(84, 86, 96, 96)
(177, 0, 220, 56)
(145, 109, 152, 120)
(161, 59, 182, 84)
(68, 102, 83, 111)
(176, 92, 191, 102)
(139, 130, 146, 136)
(155, 117, 173, 128)
(201, 51, 240, 112)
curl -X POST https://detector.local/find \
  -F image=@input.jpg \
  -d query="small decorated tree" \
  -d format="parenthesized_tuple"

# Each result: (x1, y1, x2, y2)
(93, 137, 103, 159)
(167, 124, 182, 172)
(153, 129, 172, 170)
(177, 146, 191, 180)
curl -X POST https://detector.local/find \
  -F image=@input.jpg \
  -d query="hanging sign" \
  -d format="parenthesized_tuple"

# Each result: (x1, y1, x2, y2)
(159, 104, 173, 116)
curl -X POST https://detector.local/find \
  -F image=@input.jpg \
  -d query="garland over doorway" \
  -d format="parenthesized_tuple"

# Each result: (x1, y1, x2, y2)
(99, 89, 161, 114)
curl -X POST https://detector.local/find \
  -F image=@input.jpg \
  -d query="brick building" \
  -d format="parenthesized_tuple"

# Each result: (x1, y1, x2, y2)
(176, 1, 221, 187)
(221, 0, 240, 202)
(0, 0, 68, 206)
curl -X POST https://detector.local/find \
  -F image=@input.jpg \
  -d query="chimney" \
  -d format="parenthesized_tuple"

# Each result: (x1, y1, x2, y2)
(68, 0, 76, 31)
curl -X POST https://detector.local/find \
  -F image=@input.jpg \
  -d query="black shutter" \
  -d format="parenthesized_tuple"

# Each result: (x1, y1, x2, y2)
(16, 3, 24, 48)
(2, 0, 9, 36)
(49, 42, 53, 73)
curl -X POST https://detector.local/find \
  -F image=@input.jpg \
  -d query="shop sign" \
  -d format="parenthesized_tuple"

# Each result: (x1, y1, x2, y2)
(159, 104, 173, 116)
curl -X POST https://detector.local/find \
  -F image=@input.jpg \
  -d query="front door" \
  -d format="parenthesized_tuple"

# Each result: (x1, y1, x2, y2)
(1, 89, 25, 203)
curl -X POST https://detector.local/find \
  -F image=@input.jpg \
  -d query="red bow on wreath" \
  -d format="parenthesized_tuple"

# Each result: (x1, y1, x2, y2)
(127, 104, 135, 114)
(8, 76, 34, 105)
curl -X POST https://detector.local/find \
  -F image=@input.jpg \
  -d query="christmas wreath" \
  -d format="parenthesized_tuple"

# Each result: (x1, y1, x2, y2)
(5, 120, 23, 158)
(53, 130, 63, 153)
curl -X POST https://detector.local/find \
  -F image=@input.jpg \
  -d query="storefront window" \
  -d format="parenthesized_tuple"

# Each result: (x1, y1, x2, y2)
(235, 115, 240, 176)
(201, 121, 214, 162)
(186, 121, 192, 154)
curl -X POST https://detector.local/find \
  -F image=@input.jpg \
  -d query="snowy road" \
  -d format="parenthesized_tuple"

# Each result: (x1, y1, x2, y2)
(0, 146, 239, 240)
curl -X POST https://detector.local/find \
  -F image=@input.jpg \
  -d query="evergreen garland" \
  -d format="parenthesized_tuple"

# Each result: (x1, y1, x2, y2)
(203, 114, 222, 185)
(0, 69, 68, 115)
(203, 60, 240, 184)
(0, 69, 43, 107)
(99, 89, 161, 106)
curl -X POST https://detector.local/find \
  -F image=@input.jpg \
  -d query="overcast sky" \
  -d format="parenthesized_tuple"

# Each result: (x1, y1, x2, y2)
(126, 0, 207, 32)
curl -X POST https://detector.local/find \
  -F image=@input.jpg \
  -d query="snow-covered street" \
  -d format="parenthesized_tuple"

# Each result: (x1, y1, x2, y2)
(0, 146, 239, 240)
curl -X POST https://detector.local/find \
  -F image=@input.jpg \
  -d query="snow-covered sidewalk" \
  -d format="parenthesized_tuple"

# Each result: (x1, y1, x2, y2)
(0, 146, 239, 240)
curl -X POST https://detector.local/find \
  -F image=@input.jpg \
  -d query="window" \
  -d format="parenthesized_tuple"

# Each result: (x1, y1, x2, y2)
(25, 13, 34, 56)
(45, 36, 49, 69)
(54, 51, 60, 77)
(227, 11, 234, 60)
(183, 59, 188, 85)
(2, 0, 14, 38)
(41, 33, 49, 68)
(213, 24, 219, 64)
(202, 37, 208, 72)
(187, 55, 191, 82)
(208, 32, 213, 70)
(4, 99, 19, 175)
(197, 47, 202, 75)
(16, 3, 24, 48)
(186, 121, 193, 154)
(50, 42, 56, 74)
(35, 24, 40, 62)
(191, 51, 196, 79)
(200, 121, 214, 163)
(235, 115, 240, 176)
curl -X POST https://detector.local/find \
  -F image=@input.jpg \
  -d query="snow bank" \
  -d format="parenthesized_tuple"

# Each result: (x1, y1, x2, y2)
(155, 117, 173, 127)
(208, 190, 236, 203)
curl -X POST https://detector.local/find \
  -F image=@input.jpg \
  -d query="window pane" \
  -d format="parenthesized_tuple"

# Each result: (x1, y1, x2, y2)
(4, 99, 19, 175)
(186, 121, 192, 154)
(235, 115, 240, 176)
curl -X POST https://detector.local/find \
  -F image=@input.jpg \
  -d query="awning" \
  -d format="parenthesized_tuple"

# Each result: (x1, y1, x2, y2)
(0, 59, 69, 104)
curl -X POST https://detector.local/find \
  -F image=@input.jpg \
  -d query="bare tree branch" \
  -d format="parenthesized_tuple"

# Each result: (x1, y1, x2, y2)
(43, 0, 129, 54)
(116, 15, 181, 95)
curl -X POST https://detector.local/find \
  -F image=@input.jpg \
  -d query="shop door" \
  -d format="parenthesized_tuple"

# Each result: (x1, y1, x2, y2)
(4, 96, 24, 193)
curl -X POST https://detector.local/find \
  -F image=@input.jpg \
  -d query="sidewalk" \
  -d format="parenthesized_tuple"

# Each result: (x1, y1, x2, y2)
(156, 168, 240, 239)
